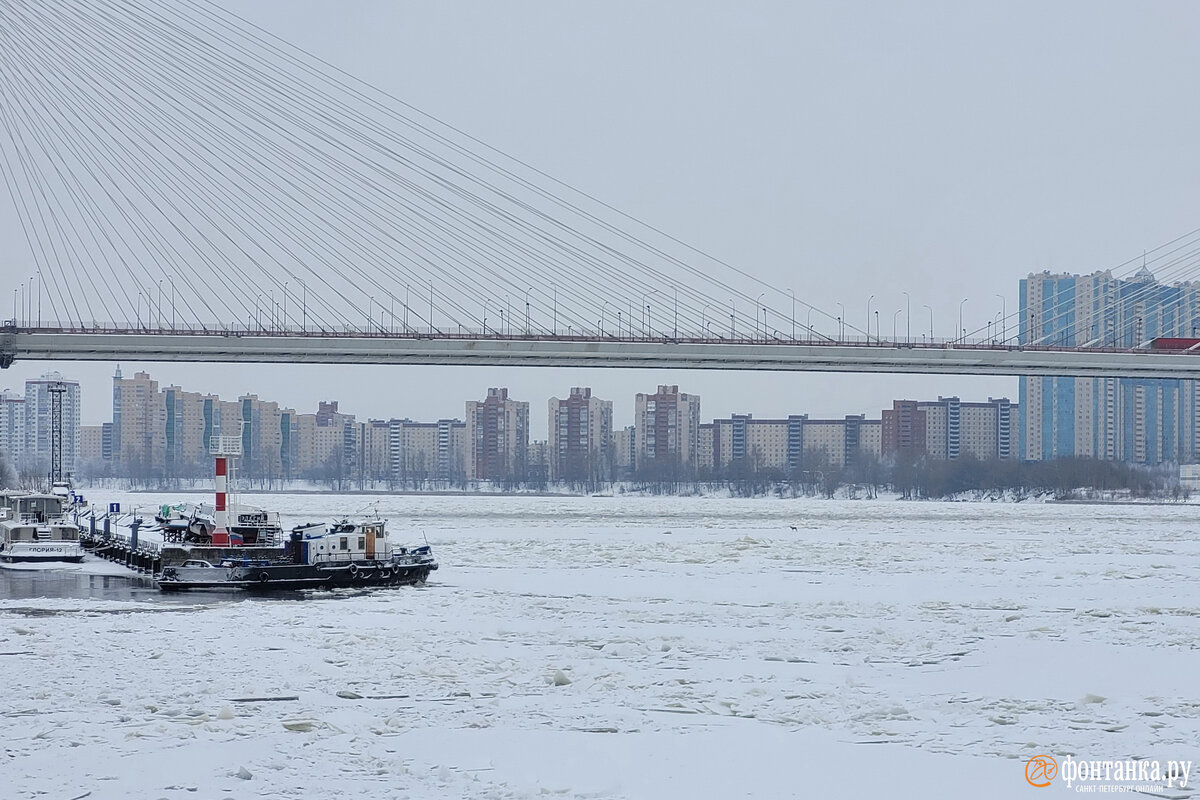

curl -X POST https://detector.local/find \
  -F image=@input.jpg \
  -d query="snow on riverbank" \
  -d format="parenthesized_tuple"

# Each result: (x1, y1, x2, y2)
(2, 495, 1198, 799)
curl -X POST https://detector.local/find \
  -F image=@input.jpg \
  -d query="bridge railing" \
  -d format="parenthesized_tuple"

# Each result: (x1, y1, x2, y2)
(4, 321, 1169, 354)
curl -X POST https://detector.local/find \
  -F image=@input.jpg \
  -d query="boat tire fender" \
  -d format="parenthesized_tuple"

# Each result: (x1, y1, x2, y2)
(379, 568, 391, 580)
(259, 571, 270, 583)
(348, 563, 359, 577)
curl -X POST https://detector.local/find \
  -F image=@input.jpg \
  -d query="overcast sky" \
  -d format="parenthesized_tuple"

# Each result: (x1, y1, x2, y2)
(2, 1, 1199, 436)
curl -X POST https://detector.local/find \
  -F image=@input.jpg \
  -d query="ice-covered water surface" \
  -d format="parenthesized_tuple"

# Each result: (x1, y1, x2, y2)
(2, 494, 1198, 799)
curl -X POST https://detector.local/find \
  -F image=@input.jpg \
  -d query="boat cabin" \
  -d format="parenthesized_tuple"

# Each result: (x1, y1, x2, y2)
(291, 520, 390, 565)
(1, 494, 79, 544)
(9, 493, 68, 523)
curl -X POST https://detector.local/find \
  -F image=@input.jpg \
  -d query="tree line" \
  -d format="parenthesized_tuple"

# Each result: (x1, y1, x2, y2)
(61, 447, 1182, 500)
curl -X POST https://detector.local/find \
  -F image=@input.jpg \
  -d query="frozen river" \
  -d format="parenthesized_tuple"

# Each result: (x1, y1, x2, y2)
(2, 493, 1198, 799)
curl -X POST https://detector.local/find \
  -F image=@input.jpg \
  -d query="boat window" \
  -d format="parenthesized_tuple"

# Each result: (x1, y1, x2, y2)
(358, 537, 365, 550)
(340, 538, 348, 550)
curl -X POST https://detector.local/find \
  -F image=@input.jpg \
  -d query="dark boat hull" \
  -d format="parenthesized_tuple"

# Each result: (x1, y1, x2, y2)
(158, 559, 436, 591)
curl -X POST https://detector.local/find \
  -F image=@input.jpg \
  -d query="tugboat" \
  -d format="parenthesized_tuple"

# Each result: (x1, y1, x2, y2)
(156, 518, 437, 591)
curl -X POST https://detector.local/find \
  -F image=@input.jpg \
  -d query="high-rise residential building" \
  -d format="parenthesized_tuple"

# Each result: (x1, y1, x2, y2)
(527, 440, 549, 484)
(466, 388, 529, 481)
(634, 385, 701, 474)
(79, 424, 106, 468)
(883, 397, 1017, 462)
(548, 388, 613, 482)
(163, 385, 224, 474)
(294, 401, 354, 475)
(708, 415, 792, 474)
(389, 418, 467, 483)
(112, 368, 164, 471)
(353, 419, 391, 483)
(23, 371, 81, 477)
(695, 423, 714, 473)
(1019, 268, 1200, 463)
(882, 400, 926, 461)
(793, 414, 882, 470)
(0, 389, 25, 467)
(613, 425, 637, 477)
(237, 395, 297, 481)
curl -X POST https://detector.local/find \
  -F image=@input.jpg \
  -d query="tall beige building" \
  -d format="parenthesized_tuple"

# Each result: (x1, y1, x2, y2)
(389, 418, 468, 483)
(548, 388, 613, 482)
(112, 369, 165, 471)
(294, 401, 354, 475)
(354, 419, 392, 482)
(613, 425, 637, 477)
(236, 395, 298, 481)
(708, 415, 791, 473)
(163, 384, 224, 474)
(79, 424, 106, 468)
(795, 415, 882, 470)
(0, 389, 25, 467)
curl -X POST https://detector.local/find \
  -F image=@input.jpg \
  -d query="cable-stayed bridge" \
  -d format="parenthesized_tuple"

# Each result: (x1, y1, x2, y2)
(8, 325, 1200, 380)
(3, 0, 1200, 379)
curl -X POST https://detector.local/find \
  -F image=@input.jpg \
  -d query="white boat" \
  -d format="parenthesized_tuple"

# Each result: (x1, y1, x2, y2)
(154, 502, 280, 546)
(156, 502, 217, 543)
(0, 492, 85, 563)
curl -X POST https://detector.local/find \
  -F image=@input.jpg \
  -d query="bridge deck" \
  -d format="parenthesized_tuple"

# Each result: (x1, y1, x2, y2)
(4, 328, 1199, 378)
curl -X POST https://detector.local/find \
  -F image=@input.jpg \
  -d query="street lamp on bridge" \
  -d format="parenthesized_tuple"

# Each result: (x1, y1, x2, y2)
(756, 292, 765, 340)
(995, 293, 1006, 343)
(923, 304, 934, 341)
(893, 309, 901, 342)
(866, 294, 874, 342)
(643, 290, 661, 336)
(788, 288, 796, 340)
(959, 298, 968, 343)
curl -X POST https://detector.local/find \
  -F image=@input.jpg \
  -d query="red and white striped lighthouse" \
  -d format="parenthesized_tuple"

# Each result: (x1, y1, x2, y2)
(210, 433, 243, 535)
(214, 455, 228, 532)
